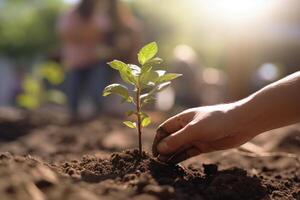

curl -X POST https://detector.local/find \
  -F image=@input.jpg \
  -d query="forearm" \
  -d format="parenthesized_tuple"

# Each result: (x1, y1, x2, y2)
(233, 71, 300, 136)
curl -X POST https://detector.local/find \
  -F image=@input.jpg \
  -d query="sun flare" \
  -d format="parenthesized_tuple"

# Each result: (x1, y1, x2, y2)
(198, 0, 274, 26)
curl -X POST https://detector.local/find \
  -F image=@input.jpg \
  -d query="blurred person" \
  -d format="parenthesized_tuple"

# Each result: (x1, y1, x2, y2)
(0, 59, 16, 106)
(155, 45, 203, 113)
(152, 71, 300, 164)
(200, 67, 227, 105)
(57, 0, 141, 120)
(171, 45, 202, 107)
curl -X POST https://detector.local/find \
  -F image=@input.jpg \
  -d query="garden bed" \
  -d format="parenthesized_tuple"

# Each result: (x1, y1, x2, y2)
(0, 109, 299, 200)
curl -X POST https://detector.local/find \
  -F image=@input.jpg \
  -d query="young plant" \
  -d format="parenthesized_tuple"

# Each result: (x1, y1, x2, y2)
(103, 42, 182, 156)
(17, 61, 66, 109)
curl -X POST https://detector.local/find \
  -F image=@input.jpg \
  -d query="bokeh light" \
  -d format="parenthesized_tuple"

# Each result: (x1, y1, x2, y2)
(258, 63, 280, 81)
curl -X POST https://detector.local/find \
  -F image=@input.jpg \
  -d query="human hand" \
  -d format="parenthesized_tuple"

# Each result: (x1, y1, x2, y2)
(152, 104, 257, 164)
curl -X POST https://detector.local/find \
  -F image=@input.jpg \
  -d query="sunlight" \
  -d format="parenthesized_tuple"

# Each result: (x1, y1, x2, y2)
(199, 0, 273, 26)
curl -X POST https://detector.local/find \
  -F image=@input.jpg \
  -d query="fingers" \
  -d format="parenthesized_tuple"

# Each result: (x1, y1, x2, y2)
(157, 143, 191, 161)
(152, 127, 169, 156)
(152, 111, 193, 156)
(156, 134, 249, 164)
(159, 135, 243, 164)
(156, 125, 193, 155)
(159, 111, 193, 134)
(158, 134, 248, 164)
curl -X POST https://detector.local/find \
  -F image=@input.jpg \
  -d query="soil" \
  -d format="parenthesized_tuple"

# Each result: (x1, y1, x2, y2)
(61, 149, 268, 200)
(0, 108, 33, 141)
(0, 108, 299, 200)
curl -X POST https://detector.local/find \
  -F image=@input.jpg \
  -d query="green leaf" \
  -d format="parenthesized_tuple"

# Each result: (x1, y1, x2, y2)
(141, 57, 163, 73)
(108, 60, 128, 70)
(143, 96, 156, 105)
(39, 62, 64, 85)
(108, 60, 136, 85)
(128, 64, 141, 76)
(139, 111, 149, 119)
(141, 65, 152, 74)
(140, 70, 159, 86)
(120, 69, 136, 85)
(123, 121, 137, 129)
(103, 84, 131, 102)
(121, 96, 134, 104)
(143, 57, 163, 69)
(47, 90, 67, 105)
(23, 76, 41, 94)
(140, 93, 156, 106)
(148, 81, 171, 96)
(141, 81, 171, 103)
(141, 117, 151, 127)
(157, 82, 171, 92)
(157, 73, 182, 83)
(16, 94, 40, 109)
(140, 93, 150, 100)
(138, 42, 158, 65)
(156, 70, 166, 77)
(140, 70, 169, 87)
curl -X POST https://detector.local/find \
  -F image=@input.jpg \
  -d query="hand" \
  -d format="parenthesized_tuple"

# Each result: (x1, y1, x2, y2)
(152, 104, 257, 164)
(153, 72, 300, 164)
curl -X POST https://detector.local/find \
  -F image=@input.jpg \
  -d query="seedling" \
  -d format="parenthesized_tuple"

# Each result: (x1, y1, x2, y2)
(17, 61, 66, 109)
(103, 42, 182, 156)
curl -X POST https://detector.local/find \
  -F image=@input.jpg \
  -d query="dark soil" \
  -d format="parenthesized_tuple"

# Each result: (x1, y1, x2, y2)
(0, 108, 68, 141)
(61, 149, 268, 200)
(0, 108, 299, 200)
(0, 108, 33, 141)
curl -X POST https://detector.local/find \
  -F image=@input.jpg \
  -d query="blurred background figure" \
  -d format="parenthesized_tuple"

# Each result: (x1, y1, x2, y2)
(57, 0, 141, 120)
(156, 44, 227, 112)
(0, 59, 16, 106)
(156, 44, 203, 112)
(171, 44, 203, 108)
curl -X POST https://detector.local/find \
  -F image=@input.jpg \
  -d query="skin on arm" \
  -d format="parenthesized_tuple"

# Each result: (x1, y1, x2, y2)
(152, 71, 300, 164)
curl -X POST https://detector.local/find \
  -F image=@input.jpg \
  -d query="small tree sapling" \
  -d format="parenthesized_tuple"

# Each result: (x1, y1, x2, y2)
(103, 42, 182, 156)
(17, 61, 66, 109)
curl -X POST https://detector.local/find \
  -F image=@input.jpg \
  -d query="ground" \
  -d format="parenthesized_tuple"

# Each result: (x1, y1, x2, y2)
(0, 108, 299, 200)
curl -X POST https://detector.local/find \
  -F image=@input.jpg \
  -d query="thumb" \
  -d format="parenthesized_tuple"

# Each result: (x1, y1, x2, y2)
(157, 125, 192, 155)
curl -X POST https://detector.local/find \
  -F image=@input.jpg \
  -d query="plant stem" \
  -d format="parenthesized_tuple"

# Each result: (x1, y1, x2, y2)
(136, 87, 142, 157)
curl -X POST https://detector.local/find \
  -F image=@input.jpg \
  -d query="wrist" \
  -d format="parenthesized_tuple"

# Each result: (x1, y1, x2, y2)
(226, 97, 262, 138)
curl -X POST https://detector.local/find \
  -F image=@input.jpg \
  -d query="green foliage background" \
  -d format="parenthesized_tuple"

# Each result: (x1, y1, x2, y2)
(0, 0, 65, 59)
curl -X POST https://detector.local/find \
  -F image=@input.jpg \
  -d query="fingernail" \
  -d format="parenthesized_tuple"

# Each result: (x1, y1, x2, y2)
(157, 141, 169, 153)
